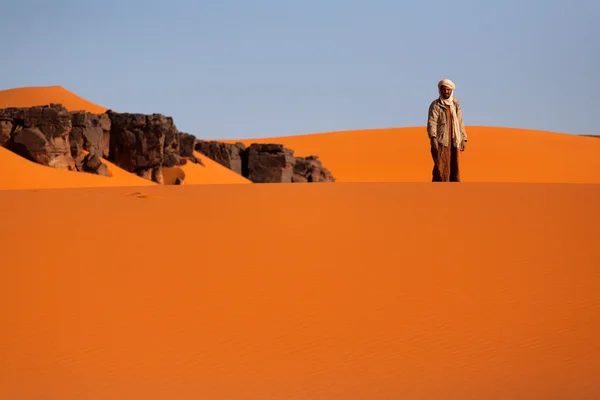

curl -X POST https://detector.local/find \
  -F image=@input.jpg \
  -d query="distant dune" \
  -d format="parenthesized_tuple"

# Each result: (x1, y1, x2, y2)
(0, 85, 108, 114)
(224, 127, 600, 183)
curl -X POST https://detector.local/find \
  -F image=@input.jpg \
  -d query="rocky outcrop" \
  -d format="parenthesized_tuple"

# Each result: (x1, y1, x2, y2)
(80, 153, 109, 176)
(106, 111, 171, 184)
(0, 104, 205, 183)
(70, 111, 111, 159)
(0, 119, 11, 147)
(245, 144, 295, 183)
(292, 155, 336, 183)
(104, 111, 195, 182)
(69, 111, 111, 175)
(0, 103, 334, 184)
(0, 104, 76, 170)
(195, 140, 335, 183)
(163, 122, 187, 168)
(179, 132, 196, 157)
(163, 151, 181, 168)
(194, 140, 246, 175)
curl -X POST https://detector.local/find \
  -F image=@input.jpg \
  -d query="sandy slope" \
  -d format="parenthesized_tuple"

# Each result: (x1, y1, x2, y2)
(1, 182, 599, 399)
(0, 87, 253, 188)
(224, 126, 600, 183)
(163, 152, 251, 184)
(0, 147, 154, 190)
(0, 85, 108, 114)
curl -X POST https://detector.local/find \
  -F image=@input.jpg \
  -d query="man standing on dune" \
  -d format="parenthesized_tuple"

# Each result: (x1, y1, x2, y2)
(427, 79, 467, 182)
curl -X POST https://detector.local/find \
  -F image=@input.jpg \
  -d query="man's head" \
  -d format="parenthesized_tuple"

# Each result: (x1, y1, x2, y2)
(438, 79, 455, 100)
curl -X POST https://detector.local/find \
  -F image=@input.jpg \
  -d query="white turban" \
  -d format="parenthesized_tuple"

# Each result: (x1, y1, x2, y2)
(438, 79, 455, 90)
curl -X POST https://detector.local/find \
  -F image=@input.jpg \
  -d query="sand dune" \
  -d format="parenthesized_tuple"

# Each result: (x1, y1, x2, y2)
(0, 147, 154, 190)
(163, 151, 251, 185)
(224, 126, 600, 183)
(0, 85, 108, 114)
(1, 182, 599, 398)
(1, 85, 599, 398)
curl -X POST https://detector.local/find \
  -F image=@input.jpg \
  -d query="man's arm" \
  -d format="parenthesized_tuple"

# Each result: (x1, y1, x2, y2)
(457, 103, 467, 142)
(427, 102, 438, 139)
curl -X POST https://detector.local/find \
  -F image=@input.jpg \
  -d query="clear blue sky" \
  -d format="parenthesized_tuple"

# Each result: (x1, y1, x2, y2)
(1, 0, 598, 138)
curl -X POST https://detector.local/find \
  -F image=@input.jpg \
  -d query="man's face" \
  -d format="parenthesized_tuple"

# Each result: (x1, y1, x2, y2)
(440, 86, 452, 99)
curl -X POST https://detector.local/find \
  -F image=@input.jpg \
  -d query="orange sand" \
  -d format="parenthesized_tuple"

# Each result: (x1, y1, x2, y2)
(1, 182, 599, 399)
(0, 147, 154, 190)
(223, 127, 600, 183)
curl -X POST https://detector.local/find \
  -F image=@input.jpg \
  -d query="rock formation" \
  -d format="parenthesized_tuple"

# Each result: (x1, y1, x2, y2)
(194, 140, 246, 175)
(292, 155, 335, 183)
(0, 117, 12, 147)
(194, 140, 335, 183)
(70, 111, 111, 159)
(106, 111, 172, 184)
(80, 153, 109, 176)
(163, 121, 185, 168)
(179, 132, 196, 157)
(0, 103, 335, 184)
(70, 111, 111, 175)
(245, 144, 295, 183)
(0, 104, 76, 170)
(104, 111, 201, 183)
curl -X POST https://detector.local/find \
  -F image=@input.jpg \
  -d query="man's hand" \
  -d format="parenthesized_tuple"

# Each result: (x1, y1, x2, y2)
(460, 141, 467, 152)
(430, 137, 438, 151)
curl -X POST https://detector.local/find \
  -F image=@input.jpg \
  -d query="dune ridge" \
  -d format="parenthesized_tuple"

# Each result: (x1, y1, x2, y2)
(0, 85, 108, 114)
(221, 126, 600, 183)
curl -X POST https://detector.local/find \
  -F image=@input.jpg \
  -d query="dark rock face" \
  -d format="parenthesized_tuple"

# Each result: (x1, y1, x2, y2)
(81, 153, 109, 177)
(106, 111, 168, 183)
(163, 120, 186, 168)
(246, 144, 295, 183)
(0, 119, 11, 147)
(179, 132, 196, 157)
(70, 111, 111, 159)
(69, 111, 113, 176)
(292, 155, 335, 183)
(162, 151, 181, 168)
(194, 140, 335, 183)
(194, 140, 245, 175)
(0, 104, 76, 170)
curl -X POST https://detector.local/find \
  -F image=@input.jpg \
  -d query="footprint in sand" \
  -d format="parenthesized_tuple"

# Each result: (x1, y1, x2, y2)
(124, 191, 162, 199)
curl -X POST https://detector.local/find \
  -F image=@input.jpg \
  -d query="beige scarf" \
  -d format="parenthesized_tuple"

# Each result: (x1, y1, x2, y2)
(438, 79, 463, 148)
